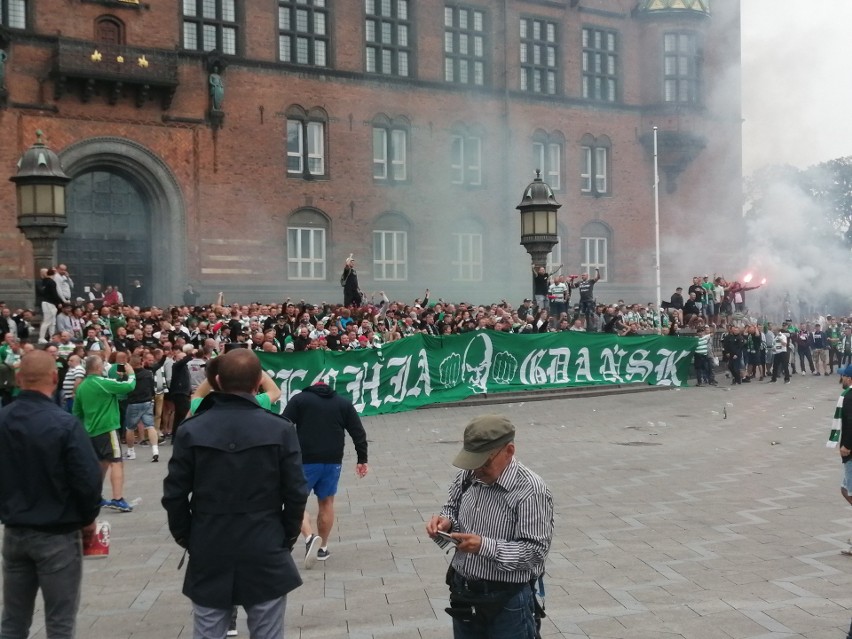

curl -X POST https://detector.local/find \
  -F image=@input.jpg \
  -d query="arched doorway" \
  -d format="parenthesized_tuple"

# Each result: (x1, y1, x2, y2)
(58, 169, 152, 306)
(58, 137, 186, 305)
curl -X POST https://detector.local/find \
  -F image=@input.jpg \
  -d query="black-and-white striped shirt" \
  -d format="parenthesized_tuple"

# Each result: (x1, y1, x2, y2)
(440, 457, 553, 583)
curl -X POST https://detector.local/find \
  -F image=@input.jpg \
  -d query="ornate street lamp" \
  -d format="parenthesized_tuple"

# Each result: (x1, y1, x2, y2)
(10, 130, 71, 284)
(516, 169, 561, 269)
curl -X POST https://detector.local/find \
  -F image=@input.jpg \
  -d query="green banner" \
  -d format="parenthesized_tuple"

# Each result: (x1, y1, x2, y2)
(256, 332, 697, 417)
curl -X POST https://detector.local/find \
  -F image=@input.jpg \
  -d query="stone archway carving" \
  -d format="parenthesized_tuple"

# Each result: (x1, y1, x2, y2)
(59, 137, 186, 305)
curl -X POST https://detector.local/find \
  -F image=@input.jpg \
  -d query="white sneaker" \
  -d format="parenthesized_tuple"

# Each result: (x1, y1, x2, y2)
(124, 448, 136, 460)
(304, 534, 321, 570)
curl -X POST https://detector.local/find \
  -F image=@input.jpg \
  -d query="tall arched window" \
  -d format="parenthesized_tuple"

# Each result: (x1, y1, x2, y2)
(95, 15, 124, 45)
(373, 212, 410, 280)
(531, 129, 564, 191)
(580, 220, 612, 281)
(287, 208, 329, 280)
(580, 133, 611, 196)
(451, 218, 484, 281)
(450, 123, 483, 187)
(372, 114, 410, 183)
(285, 105, 328, 178)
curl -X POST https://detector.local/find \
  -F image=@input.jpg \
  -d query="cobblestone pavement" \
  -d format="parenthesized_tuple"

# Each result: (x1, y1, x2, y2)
(5, 376, 852, 639)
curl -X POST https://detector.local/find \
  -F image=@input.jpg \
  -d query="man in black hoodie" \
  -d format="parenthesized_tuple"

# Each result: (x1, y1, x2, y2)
(282, 382, 368, 569)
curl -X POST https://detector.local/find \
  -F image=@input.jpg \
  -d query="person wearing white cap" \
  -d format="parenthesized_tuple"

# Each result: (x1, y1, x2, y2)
(426, 415, 553, 639)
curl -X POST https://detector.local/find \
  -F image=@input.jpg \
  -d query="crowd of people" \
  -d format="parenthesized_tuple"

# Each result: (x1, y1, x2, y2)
(1, 262, 851, 406)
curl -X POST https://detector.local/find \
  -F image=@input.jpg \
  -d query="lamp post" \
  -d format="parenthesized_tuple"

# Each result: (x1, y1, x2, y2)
(517, 170, 561, 295)
(10, 131, 71, 299)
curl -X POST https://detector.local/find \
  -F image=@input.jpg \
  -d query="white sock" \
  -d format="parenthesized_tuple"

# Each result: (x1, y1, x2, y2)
(152, 444, 159, 456)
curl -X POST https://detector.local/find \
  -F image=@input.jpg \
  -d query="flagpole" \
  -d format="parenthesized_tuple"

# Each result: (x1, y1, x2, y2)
(653, 126, 662, 313)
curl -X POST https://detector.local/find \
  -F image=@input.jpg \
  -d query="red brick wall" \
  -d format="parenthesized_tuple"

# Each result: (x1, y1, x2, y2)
(0, 0, 742, 305)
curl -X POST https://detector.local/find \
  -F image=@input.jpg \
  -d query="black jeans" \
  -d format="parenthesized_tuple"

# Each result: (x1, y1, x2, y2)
(771, 352, 789, 382)
(1, 527, 83, 639)
(798, 348, 814, 373)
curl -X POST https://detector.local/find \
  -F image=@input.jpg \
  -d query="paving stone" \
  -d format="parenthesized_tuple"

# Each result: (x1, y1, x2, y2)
(6, 381, 852, 637)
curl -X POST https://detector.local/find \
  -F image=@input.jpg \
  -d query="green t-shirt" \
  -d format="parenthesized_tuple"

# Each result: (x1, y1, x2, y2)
(189, 392, 272, 415)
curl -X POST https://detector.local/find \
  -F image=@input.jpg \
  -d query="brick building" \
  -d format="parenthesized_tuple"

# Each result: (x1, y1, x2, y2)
(0, 0, 742, 307)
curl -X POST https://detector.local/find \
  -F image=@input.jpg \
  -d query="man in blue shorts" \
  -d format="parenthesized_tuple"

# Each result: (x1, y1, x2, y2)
(282, 381, 368, 568)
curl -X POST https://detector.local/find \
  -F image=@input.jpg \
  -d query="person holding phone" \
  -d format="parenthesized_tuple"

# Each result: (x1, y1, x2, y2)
(426, 415, 553, 639)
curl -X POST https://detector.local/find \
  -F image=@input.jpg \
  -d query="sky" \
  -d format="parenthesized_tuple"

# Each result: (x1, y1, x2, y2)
(741, 1, 852, 174)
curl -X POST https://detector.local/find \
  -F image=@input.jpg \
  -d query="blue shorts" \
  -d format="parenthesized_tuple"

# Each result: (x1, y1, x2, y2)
(303, 463, 342, 499)
(125, 401, 154, 429)
(843, 462, 852, 492)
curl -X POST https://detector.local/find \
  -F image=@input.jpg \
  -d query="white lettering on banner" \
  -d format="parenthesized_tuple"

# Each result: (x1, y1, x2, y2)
(310, 368, 340, 388)
(599, 346, 628, 383)
(272, 368, 308, 405)
(385, 356, 409, 404)
(625, 350, 654, 382)
(345, 363, 383, 412)
(549, 347, 572, 384)
(520, 349, 548, 385)
(653, 349, 691, 386)
(410, 349, 432, 398)
(574, 347, 593, 382)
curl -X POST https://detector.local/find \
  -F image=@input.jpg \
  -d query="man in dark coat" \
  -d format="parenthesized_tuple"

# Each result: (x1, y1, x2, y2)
(340, 256, 362, 308)
(282, 381, 368, 569)
(162, 349, 307, 638)
(0, 351, 102, 639)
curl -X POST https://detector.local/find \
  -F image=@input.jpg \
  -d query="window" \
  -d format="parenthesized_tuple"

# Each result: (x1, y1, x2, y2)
(96, 16, 124, 44)
(286, 106, 327, 178)
(372, 116, 409, 182)
(663, 32, 700, 104)
(373, 230, 407, 280)
(183, 0, 238, 55)
(519, 17, 558, 95)
(580, 135, 610, 195)
(365, 0, 412, 77)
(581, 222, 611, 281)
(286, 209, 329, 280)
(581, 237, 607, 281)
(0, 0, 26, 29)
(532, 130, 563, 191)
(450, 130, 482, 186)
(582, 27, 617, 102)
(444, 5, 486, 86)
(452, 232, 483, 281)
(545, 236, 562, 274)
(279, 0, 328, 66)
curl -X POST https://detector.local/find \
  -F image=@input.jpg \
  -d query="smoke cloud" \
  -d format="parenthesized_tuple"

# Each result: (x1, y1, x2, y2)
(741, 1, 852, 173)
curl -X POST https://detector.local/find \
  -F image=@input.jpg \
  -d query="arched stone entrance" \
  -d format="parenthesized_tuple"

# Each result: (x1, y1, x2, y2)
(58, 137, 186, 306)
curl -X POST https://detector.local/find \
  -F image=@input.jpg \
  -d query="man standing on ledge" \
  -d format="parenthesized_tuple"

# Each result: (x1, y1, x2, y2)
(341, 255, 362, 308)
(570, 268, 600, 329)
(163, 349, 307, 638)
(282, 380, 368, 569)
(0, 351, 103, 639)
(427, 415, 553, 639)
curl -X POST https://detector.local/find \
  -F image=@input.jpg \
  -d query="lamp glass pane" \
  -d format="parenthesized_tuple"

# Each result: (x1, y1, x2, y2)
(534, 210, 547, 234)
(19, 185, 35, 215)
(35, 185, 53, 215)
(521, 211, 533, 235)
(54, 186, 66, 215)
(548, 210, 556, 234)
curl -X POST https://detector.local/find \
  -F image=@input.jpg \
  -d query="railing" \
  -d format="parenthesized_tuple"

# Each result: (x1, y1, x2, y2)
(55, 39, 178, 86)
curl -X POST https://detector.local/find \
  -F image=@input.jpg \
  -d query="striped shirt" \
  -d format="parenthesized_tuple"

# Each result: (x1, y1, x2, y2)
(440, 457, 553, 583)
(695, 334, 711, 356)
(62, 365, 85, 401)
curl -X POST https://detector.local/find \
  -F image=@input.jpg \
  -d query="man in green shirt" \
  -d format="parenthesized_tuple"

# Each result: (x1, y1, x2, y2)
(73, 355, 136, 512)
